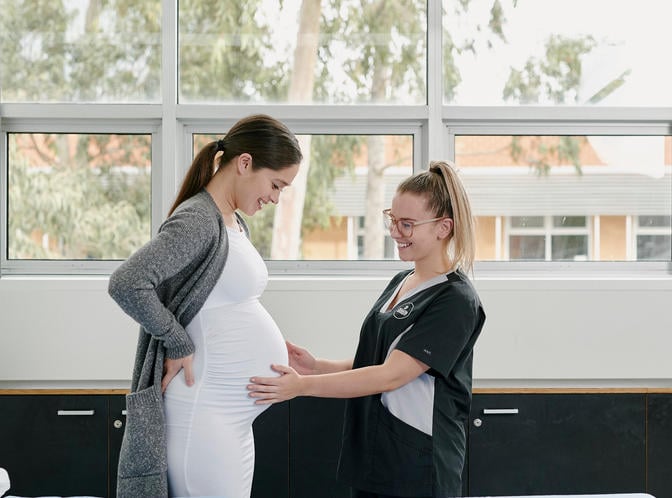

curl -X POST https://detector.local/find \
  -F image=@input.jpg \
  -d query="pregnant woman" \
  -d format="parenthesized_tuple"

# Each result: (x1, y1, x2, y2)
(108, 114, 302, 498)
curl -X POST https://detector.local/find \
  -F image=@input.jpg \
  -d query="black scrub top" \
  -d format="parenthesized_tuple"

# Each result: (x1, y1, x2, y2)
(337, 269, 486, 498)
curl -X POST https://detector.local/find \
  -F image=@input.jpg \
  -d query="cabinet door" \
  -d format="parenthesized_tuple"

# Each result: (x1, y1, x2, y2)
(647, 393, 672, 498)
(289, 397, 349, 498)
(251, 402, 290, 498)
(0, 395, 108, 497)
(468, 393, 646, 496)
(108, 394, 127, 498)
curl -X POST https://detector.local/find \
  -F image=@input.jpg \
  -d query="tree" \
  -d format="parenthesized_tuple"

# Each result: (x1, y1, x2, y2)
(1, 0, 629, 261)
(503, 34, 626, 174)
(270, 0, 321, 259)
(8, 136, 150, 259)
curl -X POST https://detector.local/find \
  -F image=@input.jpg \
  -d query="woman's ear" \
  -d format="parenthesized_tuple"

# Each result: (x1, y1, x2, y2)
(437, 217, 454, 239)
(236, 153, 253, 175)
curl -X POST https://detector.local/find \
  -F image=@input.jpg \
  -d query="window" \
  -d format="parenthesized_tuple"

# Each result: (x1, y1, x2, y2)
(443, 0, 672, 106)
(635, 216, 672, 261)
(0, 0, 161, 103)
(1, 0, 671, 276)
(178, 0, 426, 104)
(506, 216, 590, 262)
(7, 133, 152, 261)
(192, 132, 414, 261)
(453, 134, 671, 263)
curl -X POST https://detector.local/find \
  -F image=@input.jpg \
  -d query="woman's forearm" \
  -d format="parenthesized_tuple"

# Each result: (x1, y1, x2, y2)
(249, 350, 428, 405)
(313, 358, 353, 374)
(301, 350, 428, 399)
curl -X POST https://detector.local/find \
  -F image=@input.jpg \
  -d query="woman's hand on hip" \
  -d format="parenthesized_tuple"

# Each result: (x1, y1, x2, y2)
(162, 354, 194, 392)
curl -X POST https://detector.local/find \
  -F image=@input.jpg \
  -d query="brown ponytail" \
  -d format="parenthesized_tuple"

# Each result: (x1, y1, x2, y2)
(168, 114, 302, 216)
(168, 141, 220, 215)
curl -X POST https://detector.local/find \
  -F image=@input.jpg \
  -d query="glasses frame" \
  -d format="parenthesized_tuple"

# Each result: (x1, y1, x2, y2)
(382, 209, 446, 237)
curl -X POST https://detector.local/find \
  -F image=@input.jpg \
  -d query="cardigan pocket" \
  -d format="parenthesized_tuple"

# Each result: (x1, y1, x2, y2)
(118, 384, 168, 479)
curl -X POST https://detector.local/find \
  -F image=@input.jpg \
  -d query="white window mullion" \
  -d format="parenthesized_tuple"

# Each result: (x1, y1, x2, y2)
(160, 0, 178, 226)
(593, 216, 601, 260)
(426, 0, 444, 166)
(545, 216, 553, 261)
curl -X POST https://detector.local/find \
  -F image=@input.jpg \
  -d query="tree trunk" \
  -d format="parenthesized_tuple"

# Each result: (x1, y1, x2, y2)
(271, 0, 321, 259)
(363, 59, 390, 259)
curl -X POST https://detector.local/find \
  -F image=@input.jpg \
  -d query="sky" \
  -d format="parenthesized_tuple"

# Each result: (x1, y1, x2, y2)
(447, 0, 672, 105)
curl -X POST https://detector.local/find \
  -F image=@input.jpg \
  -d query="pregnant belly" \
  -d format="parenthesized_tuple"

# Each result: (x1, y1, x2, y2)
(197, 300, 288, 412)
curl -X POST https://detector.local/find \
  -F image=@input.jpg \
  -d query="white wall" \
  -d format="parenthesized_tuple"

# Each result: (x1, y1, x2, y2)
(1, 276, 672, 388)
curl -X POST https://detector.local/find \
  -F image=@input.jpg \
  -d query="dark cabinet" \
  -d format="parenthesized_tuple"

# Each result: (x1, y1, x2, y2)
(0, 395, 110, 497)
(2, 391, 668, 498)
(646, 393, 672, 498)
(289, 397, 349, 498)
(108, 395, 127, 498)
(467, 393, 647, 496)
(252, 402, 290, 498)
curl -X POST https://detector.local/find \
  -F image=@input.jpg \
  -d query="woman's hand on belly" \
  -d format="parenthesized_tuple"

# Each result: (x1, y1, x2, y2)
(247, 364, 303, 405)
(162, 354, 194, 393)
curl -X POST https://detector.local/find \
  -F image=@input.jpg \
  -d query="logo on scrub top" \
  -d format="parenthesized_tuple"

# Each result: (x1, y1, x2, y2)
(393, 302, 414, 319)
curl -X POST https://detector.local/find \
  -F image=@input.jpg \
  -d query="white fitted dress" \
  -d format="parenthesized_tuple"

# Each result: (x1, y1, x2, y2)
(164, 225, 288, 498)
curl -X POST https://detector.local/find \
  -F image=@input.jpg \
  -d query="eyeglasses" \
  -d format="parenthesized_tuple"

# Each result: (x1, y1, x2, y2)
(382, 209, 446, 237)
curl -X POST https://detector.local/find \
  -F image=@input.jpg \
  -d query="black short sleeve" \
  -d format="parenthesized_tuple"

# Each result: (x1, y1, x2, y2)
(395, 280, 483, 380)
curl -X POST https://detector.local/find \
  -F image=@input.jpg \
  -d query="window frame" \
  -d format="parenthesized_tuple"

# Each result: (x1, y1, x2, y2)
(505, 215, 591, 262)
(446, 116, 672, 277)
(633, 215, 672, 261)
(0, 0, 671, 278)
(0, 108, 162, 275)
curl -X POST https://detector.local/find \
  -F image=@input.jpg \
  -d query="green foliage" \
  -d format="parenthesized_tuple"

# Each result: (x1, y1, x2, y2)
(316, 0, 426, 104)
(502, 34, 617, 174)
(241, 134, 362, 258)
(503, 34, 596, 105)
(304, 135, 361, 229)
(2, 0, 619, 262)
(8, 139, 150, 259)
(179, 0, 288, 102)
(0, 0, 161, 101)
(509, 136, 585, 176)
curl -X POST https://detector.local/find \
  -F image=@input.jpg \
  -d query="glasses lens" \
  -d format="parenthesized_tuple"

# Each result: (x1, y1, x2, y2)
(382, 211, 392, 230)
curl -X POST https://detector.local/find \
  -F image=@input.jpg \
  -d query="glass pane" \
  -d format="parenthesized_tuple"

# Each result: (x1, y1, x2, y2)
(179, 0, 426, 104)
(456, 135, 672, 262)
(511, 216, 543, 228)
(443, 0, 672, 106)
(553, 216, 586, 228)
(0, 1, 161, 103)
(192, 133, 413, 259)
(552, 235, 589, 261)
(509, 235, 545, 260)
(638, 215, 671, 228)
(7, 133, 151, 259)
(637, 235, 671, 261)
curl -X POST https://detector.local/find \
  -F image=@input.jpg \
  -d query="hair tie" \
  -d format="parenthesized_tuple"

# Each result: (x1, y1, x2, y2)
(216, 139, 225, 152)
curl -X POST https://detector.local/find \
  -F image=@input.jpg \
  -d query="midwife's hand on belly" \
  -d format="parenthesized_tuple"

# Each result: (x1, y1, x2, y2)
(162, 354, 194, 393)
(248, 364, 303, 405)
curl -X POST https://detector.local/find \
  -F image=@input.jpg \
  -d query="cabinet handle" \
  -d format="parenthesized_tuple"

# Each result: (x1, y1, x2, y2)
(482, 408, 519, 415)
(57, 410, 95, 416)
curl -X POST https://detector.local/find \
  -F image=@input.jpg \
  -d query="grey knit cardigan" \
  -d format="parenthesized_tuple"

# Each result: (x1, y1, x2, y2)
(108, 189, 248, 498)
